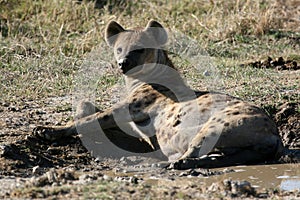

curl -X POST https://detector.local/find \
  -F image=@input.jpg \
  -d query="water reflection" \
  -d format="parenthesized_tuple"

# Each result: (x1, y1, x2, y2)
(211, 164, 300, 191)
(280, 179, 300, 191)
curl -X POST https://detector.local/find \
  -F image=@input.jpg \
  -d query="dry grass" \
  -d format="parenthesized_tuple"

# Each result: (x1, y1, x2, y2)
(0, 0, 299, 109)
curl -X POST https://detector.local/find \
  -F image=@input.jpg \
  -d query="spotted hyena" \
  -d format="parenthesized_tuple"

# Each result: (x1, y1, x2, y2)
(34, 20, 284, 169)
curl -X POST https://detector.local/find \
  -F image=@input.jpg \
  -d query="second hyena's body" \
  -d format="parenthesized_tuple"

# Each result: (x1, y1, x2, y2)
(34, 20, 284, 168)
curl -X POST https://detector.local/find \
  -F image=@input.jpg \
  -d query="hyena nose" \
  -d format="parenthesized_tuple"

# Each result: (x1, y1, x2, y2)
(118, 58, 130, 70)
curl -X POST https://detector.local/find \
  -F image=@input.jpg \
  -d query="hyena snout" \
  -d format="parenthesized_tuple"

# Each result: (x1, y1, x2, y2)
(118, 55, 139, 74)
(118, 58, 132, 73)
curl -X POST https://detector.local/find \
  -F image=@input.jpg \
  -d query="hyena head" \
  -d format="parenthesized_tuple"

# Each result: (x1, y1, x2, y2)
(105, 20, 168, 75)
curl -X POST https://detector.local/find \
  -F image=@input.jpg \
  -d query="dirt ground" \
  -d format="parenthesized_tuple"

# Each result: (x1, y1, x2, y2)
(0, 93, 299, 199)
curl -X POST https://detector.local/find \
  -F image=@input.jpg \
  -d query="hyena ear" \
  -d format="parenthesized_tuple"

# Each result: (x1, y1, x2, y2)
(105, 21, 125, 47)
(145, 20, 168, 46)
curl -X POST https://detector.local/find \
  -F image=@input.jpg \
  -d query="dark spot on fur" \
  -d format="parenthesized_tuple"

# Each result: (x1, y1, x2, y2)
(212, 117, 216, 121)
(217, 118, 222, 122)
(143, 89, 150, 93)
(232, 111, 240, 115)
(209, 125, 215, 129)
(200, 108, 208, 113)
(206, 101, 213, 107)
(167, 112, 173, 118)
(178, 107, 183, 113)
(173, 119, 181, 127)
(227, 101, 240, 106)
(224, 122, 230, 126)
(144, 99, 153, 106)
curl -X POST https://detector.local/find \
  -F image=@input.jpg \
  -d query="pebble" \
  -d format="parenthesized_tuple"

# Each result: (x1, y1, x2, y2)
(103, 174, 112, 181)
(32, 166, 41, 174)
(0, 144, 11, 157)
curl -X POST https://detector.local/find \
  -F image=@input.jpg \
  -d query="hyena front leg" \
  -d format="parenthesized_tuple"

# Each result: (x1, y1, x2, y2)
(33, 101, 101, 141)
(33, 102, 150, 142)
(33, 101, 161, 157)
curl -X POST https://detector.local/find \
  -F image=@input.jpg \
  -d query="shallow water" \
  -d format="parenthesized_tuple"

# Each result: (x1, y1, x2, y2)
(195, 163, 300, 191)
(122, 158, 300, 192)
(164, 164, 300, 191)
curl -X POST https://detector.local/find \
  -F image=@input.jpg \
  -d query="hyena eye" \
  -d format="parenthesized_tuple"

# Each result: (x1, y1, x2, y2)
(116, 47, 122, 54)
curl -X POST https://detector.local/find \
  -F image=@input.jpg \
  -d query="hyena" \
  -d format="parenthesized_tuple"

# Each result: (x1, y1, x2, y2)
(34, 20, 284, 169)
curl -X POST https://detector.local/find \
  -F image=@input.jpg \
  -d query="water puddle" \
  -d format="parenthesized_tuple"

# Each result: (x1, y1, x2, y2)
(195, 163, 300, 191)
(118, 160, 300, 192)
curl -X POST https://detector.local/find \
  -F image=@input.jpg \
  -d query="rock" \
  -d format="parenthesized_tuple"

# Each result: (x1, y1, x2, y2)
(102, 174, 112, 181)
(0, 144, 12, 157)
(208, 180, 256, 197)
(32, 166, 41, 174)
(230, 180, 255, 196)
(45, 169, 58, 184)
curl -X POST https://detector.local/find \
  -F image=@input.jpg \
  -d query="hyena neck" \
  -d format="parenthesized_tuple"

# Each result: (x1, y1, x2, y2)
(157, 50, 176, 69)
(125, 49, 195, 101)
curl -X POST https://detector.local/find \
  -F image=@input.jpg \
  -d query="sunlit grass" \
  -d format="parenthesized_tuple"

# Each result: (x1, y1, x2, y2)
(0, 0, 299, 111)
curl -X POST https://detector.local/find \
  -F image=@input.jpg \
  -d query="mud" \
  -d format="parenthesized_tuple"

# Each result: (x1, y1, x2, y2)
(0, 96, 299, 199)
(241, 56, 299, 70)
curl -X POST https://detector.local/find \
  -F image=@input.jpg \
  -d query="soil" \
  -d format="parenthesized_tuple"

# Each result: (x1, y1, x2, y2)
(0, 95, 299, 199)
(241, 56, 299, 70)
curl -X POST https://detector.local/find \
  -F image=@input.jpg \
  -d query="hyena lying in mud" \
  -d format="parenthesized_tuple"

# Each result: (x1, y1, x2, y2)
(34, 20, 286, 169)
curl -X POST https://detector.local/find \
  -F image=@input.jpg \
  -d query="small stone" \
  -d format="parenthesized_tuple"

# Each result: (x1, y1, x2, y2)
(32, 166, 40, 174)
(0, 144, 11, 157)
(94, 157, 101, 163)
(46, 169, 58, 184)
(208, 182, 221, 192)
(231, 180, 255, 196)
(129, 177, 138, 184)
(203, 70, 211, 76)
(103, 174, 112, 181)
(258, 193, 269, 198)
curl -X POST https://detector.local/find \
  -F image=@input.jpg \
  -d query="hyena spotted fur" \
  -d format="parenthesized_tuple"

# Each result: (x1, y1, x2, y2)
(34, 20, 284, 169)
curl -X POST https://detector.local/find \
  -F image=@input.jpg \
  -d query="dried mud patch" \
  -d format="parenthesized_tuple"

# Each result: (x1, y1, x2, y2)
(241, 56, 300, 70)
(0, 97, 299, 199)
(275, 102, 300, 149)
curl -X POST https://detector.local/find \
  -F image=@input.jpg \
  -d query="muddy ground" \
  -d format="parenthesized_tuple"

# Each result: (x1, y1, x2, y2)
(0, 96, 299, 199)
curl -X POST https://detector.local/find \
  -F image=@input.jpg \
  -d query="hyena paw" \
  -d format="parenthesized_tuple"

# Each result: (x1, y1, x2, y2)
(167, 159, 199, 170)
(32, 126, 60, 141)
